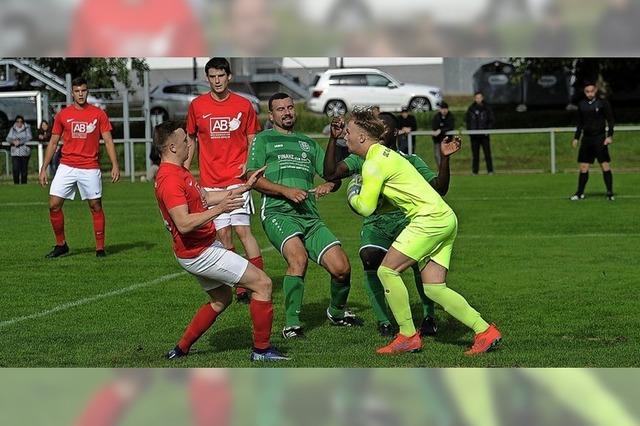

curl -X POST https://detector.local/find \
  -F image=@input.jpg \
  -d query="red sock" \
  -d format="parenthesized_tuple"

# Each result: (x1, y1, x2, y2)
(249, 256, 264, 270)
(91, 210, 105, 250)
(178, 303, 219, 353)
(75, 383, 131, 426)
(249, 299, 273, 350)
(188, 373, 232, 426)
(49, 209, 65, 245)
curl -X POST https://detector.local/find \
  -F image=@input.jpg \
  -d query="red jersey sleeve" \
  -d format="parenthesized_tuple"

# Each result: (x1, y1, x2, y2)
(159, 174, 189, 211)
(245, 103, 261, 136)
(52, 113, 64, 136)
(99, 109, 113, 134)
(186, 101, 197, 136)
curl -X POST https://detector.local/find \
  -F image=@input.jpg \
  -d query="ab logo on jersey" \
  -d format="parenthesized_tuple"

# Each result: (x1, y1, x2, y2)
(209, 112, 242, 139)
(71, 119, 98, 139)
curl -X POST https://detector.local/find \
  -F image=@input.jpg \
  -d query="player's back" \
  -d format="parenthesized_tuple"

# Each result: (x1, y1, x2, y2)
(365, 144, 451, 219)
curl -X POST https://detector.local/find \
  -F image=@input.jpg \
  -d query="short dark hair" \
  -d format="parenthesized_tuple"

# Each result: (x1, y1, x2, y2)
(71, 77, 88, 88)
(268, 92, 292, 111)
(205, 57, 232, 76)
(378, 111, 398, 128)
(474, 91, 483, 97)
(15, 115, 25, 122)
(153, 120, 185, 154)
(439, 101, 449, 109)
(584, 81, 597, 88)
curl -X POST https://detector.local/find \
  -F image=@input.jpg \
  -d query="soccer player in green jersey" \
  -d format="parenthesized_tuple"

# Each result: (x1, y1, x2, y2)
(344, 108, 501, 355)
(247, 93, 363, 339)
(324, 112, 461, 337)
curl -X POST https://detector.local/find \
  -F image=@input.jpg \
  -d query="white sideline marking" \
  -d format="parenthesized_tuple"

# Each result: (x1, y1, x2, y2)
(0, 245, 277, 329)
(0, 272, 187, 329)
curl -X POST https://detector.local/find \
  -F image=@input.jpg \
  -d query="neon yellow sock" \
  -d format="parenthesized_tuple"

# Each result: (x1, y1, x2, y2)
(423, 283, 489, 334)
(377, 266, 416, 337)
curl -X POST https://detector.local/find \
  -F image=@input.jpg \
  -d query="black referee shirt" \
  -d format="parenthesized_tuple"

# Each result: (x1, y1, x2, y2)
(574, 97, 614, 140)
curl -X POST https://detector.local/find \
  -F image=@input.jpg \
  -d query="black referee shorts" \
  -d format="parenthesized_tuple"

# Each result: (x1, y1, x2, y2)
(578, 135, 611, 164)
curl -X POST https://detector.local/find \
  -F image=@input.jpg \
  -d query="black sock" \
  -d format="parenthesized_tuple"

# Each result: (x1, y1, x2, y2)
(603, 170, 613, 194)
(577, 171, 589, 195)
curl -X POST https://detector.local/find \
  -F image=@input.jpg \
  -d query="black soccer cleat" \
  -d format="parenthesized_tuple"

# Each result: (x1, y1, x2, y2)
(282, 326, 306, 339)
(236, 290, 250, 304)
(250, 346, 291, 362)
(45, 243, 69, 258)
(377, 322, 397, 338)
(420, 316, 438, 336)
(166, 345, 186, 360)
(569, 193, 585, 201)
(326, 309, 364, 327)
(96, 249, 106, 258)
(606, 192, 615, 201)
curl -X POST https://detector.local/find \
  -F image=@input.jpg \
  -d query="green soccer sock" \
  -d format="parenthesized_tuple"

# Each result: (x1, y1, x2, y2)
(377, 266, 416, 336)
(283, 275, 304, 327)
(412, 265, 435, 318)
(363, 269, 392, 325)
(423, 283, 489, 334)
(328, 278, 351, 318)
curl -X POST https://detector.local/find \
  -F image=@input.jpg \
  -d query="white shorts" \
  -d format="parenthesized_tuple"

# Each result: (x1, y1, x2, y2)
(177, 241, 249, 291)
(204, 184, 254, 230)
(50, 164, 102, 200)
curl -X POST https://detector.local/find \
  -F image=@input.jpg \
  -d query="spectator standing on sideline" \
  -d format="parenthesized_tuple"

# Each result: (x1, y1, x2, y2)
(7, 115, 32, 184)
(397, 107, 417, 154)
(466, 92, 495, 175)
(431, 101, 455, 167)
(571, 82, 615, 201)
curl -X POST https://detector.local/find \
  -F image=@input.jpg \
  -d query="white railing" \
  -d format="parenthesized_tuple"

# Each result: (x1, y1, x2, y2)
(406, 126, 637, 174)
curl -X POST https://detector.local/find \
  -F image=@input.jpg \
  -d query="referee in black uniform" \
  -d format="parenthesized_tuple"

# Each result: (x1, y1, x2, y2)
(571, 82, 615, 201)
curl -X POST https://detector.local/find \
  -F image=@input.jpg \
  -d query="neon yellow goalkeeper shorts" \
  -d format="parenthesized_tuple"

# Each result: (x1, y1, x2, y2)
(391, 210, 458, 270)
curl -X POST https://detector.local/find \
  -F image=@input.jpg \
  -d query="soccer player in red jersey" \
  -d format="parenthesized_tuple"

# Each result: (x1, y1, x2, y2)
(39, 77, 120, 258)
(68, 0, 206, 56)
(185, 57, 263, 304)
(153, 120, 288, 362)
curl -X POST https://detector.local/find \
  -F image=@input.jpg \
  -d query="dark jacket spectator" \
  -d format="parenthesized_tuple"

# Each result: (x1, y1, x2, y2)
(465, 93, 495, 174)
(397, 107, 418, 154)
(431, 102, 455, 166)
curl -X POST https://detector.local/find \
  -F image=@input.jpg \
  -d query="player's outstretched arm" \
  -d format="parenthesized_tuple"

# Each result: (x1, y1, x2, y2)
(168, 195, 245, 234)
(203, 167, 267, 206)
(249, 173, 308, 204)
(432, 136, 461, 196)
(39, 133, 61, 187)
(102, 131, 120, 183)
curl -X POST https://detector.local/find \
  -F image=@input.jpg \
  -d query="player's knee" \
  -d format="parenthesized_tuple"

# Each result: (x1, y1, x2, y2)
(255, 272, 273, 298)
(287, 253, 308, 275)
(359, 248, 385, 270)
(332, 262, 351, 283)
(89, 202, 102, 213)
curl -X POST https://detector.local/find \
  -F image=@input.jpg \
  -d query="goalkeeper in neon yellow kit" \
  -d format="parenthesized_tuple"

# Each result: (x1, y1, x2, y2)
(344, 108, 502, 355)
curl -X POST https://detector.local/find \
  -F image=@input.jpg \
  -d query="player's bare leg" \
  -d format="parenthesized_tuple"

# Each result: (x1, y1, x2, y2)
(88, 198, 106, 257)
(46, 195, 69, 258)
(321, 245, 362, 326)
(234, 224, 263, 303)
(280, 237, 308, 338)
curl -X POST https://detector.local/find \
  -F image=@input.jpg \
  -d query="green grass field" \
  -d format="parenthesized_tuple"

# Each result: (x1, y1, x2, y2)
(1, 171, 638, 367)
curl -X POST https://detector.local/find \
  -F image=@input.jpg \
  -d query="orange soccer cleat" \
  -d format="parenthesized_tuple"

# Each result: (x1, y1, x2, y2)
(376, 332, 422, 355)
(465, 324, 502, 356)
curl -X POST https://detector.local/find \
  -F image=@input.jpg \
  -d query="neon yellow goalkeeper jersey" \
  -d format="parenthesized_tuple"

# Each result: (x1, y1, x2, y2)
(349, 143, 452, 219)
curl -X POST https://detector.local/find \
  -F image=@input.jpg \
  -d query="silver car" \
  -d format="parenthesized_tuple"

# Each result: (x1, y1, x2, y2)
(149, 81, 260, 122)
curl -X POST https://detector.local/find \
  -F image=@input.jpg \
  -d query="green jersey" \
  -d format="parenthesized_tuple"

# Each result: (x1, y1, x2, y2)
(343, 152, 437, 225)
(248, 129, 325, 219)
(349, 144, 452, 219)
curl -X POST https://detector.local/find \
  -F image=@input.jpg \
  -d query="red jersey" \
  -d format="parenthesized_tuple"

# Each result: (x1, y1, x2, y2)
(53, 104, 112, 169)
(155, 162, 216, 259)
(187, 92, 261, 188)
(68, 0, 206, 56)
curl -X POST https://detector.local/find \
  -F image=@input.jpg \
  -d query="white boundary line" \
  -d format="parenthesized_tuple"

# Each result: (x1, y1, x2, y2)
(0, 246, 277, 329)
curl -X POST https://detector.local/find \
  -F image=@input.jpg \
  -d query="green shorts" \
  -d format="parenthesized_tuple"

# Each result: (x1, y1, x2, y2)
(262, 214, 341, 264)
(359, 211, 409, 255)
(391, 211, 458, 270)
